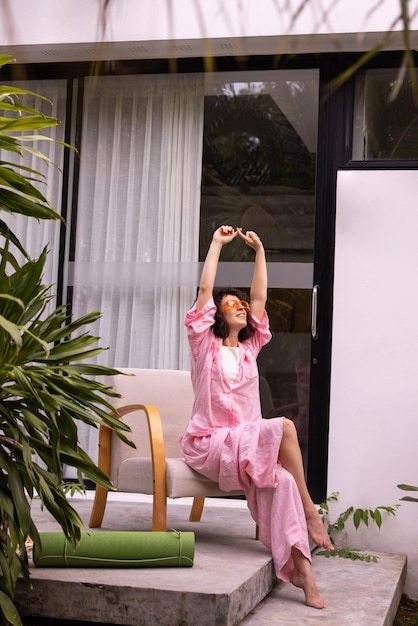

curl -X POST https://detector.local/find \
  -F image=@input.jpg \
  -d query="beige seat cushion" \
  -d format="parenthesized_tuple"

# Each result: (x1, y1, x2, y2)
(117, 457, 243, 499)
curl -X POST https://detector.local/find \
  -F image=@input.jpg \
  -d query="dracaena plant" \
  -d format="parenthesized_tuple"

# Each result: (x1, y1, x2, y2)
(0, 54, 131, 626)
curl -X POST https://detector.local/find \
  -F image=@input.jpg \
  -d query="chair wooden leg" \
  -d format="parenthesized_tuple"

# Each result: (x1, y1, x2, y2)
(255, 524, 260, 540)
(189, 496, 205, 522)
(152, 489, 168, 531)
(89, 485, 109, 528)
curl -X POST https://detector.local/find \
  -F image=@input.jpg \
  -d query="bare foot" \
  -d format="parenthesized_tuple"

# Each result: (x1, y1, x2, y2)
(306, 508, 334, 551)
(291, 548, 327, 609)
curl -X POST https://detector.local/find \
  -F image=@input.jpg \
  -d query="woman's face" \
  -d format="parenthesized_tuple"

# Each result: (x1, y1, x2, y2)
(219, 294, 249, 331)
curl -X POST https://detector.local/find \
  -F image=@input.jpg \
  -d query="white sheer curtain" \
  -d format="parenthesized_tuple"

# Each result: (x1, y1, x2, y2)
(68, 74, 204, 459)
(1, 80, 67, 308)
(71, 73, 203, 368)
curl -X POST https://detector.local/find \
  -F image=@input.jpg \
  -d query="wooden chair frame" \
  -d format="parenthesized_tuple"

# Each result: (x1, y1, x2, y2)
(89, 403, 206, 531)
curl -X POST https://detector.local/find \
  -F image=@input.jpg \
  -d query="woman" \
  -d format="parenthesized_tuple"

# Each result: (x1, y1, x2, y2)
(180, 225, 333, 609)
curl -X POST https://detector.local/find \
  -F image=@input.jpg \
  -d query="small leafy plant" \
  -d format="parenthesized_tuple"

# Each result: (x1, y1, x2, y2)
(316, 492, 400, 562)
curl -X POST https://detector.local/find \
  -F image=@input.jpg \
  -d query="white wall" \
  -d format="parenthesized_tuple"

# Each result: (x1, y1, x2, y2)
(1, 0, 418, 62)
(328, 170, 418, 599)
(2, 0, 417, 42)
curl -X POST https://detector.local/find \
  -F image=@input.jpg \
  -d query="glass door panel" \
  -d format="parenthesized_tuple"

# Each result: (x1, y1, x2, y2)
(200, 69, 319, 466)
(353, 68, 418, 160)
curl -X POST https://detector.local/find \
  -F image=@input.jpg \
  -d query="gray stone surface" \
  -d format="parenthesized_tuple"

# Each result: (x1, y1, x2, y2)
(17, 495, 275, 626)
(16, 495, 406, 625)
(242, 551, 407, 625)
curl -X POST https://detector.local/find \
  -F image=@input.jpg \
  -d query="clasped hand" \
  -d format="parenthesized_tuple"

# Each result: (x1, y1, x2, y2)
(213, 225, 263, 252)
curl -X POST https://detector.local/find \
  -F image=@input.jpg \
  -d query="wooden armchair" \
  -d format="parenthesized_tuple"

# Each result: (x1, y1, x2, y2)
(89, 368, 244, 531)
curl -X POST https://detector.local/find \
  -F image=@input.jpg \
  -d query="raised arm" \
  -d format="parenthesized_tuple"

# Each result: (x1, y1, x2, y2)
(195, 225, 239, 312)
(238, 230, 267, 321)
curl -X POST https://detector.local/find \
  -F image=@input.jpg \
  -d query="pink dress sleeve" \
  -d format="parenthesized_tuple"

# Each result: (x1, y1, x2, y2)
(184, 297, 217, 361)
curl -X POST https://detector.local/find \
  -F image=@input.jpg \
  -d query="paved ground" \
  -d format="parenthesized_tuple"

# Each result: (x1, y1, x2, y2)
(18, 493, 406, 625)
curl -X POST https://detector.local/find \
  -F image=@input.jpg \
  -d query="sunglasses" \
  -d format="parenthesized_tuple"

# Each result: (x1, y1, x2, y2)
(220, 299, 250, 312)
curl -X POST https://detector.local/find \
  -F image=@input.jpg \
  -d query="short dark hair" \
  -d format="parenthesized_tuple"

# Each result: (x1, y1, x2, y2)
(212, 287, 256, 341)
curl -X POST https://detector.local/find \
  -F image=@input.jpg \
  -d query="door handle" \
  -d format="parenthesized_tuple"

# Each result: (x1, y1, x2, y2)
(311, 284, 319, 340)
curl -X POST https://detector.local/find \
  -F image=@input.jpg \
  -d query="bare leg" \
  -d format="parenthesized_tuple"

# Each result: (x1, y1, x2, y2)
(291, 547, 326, 609)
(278, 418, 334, 551)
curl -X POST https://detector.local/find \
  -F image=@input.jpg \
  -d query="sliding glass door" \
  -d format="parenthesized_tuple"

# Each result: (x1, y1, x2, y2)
(200, 70, 319, 467)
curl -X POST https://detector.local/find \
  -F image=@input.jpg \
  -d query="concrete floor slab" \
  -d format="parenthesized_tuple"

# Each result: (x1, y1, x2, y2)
(17, 495, 275, 626)
(242, 551, 406, 626)
(16, 494, 406, 626)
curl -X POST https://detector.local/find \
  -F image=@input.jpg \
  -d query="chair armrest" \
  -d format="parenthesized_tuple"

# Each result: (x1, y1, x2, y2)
(101, 403, 168, 531)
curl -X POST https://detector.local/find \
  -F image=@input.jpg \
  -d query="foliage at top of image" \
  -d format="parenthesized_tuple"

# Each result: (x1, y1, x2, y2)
(0, 54, 131, 626)
(398, 484, 418, 503)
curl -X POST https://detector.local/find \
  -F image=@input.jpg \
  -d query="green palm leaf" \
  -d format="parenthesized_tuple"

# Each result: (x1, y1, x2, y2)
(0, 56, 132, 625)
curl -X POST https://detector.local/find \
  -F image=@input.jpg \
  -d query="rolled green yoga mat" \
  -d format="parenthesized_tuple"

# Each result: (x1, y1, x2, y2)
(33, 530, 195, 568)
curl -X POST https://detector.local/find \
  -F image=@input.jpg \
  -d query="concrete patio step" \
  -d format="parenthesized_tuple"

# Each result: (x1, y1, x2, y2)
(16, 494, 406, 626)
(242, 550, 406, 625)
